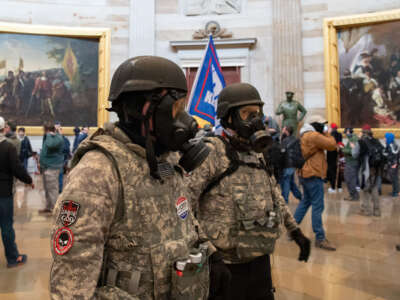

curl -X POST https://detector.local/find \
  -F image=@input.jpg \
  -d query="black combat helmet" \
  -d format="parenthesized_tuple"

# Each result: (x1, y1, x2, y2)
(108, 56, 187, 102)
(217, 83, 264, 120)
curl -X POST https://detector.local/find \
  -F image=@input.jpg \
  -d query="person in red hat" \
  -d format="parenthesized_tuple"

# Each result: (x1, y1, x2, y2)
(326, 123, 343, 194)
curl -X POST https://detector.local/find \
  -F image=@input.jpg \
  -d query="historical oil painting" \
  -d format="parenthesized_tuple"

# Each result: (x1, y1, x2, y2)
(338, 20, 400, 128)
(0, 33, 99, 127)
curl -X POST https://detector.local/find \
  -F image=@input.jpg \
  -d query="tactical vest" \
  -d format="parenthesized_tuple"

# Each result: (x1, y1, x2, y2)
(73, 128, 209, 300)
(199, 137, 282, 264)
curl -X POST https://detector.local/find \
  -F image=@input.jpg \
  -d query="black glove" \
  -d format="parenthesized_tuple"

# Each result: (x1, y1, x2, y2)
(290, 228, 311, 262)
(209, 251, 232, 299)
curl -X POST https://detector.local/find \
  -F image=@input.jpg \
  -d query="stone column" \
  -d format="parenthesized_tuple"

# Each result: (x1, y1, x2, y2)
(272, 0, 304, 109)
(129, 0, 155, 57)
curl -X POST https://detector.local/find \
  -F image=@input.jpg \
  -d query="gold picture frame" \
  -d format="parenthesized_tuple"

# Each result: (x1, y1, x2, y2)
(324, 9, 400, 137)
(0, 22, 111, 135)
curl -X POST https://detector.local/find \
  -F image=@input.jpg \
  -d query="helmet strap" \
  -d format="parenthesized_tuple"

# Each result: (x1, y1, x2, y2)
(142, 94, 164, 180)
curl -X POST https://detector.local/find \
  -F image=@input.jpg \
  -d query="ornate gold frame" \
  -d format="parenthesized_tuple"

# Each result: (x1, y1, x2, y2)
(0, 22, 111, 135)
(324, 9, 400, 137)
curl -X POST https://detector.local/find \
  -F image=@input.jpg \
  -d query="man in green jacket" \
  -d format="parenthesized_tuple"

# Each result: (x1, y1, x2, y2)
(343, 128, 360, 201)
(39, 122, 64, 213)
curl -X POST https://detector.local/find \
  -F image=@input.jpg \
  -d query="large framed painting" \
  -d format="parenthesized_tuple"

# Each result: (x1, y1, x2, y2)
(0, 22, 110, 135)
(324, 9, 400, 137)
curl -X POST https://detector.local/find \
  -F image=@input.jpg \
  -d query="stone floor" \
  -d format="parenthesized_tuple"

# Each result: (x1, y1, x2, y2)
(0, 174, 399, 299)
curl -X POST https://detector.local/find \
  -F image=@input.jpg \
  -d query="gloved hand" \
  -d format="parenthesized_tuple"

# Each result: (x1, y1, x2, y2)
(290, 228, 311, 262)
(209, 251, 232, 299)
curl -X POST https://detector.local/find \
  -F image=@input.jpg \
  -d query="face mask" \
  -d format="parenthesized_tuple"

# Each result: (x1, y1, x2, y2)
(154, 92, 210, 172)
(346, 133, 352, 138)
(323, 125, 328, 132)
(231, 109, 272, 153)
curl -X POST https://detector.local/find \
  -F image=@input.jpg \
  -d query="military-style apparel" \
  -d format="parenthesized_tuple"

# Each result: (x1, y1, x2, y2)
(188, 136, 298, 264)
(50, 124, 211, 300)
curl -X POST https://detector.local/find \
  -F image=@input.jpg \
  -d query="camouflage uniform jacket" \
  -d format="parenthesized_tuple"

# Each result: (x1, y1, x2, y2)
(188, 136, 298, 264)
(50, 124, 211, 300)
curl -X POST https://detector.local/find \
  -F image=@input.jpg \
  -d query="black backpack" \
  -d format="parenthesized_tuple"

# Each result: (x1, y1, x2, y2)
(286, 138, 306, 169)
(364, 137, 384, 168)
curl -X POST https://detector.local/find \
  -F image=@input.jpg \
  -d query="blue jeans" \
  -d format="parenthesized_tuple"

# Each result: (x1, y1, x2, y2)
(0, 196, 19, 264)
(294, 177, 325, 241)
(280, 168, 302, 203)
(59, 168, 64, 193)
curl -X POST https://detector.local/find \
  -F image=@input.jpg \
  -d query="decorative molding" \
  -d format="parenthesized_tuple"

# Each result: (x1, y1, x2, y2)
(170, 38, 257, 82)
(193, 20, 233, 39)
(170, 38, 257, 49)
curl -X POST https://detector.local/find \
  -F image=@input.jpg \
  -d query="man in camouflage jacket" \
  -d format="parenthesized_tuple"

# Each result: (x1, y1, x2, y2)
(50, 56, 215, 300)
(188, 83, 311, 300)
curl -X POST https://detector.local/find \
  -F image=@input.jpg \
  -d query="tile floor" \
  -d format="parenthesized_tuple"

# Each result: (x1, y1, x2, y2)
(0, 174, 399, 299)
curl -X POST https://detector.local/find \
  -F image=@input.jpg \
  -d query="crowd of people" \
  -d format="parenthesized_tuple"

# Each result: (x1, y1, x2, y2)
(0, 55, 399, 300)
(0, 118, 89, 268)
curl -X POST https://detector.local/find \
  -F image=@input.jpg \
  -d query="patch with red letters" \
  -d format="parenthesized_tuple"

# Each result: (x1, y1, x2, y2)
(176, 196, 189, 220)
(59, 200, 80, 227)
(53, 227, 74, 255)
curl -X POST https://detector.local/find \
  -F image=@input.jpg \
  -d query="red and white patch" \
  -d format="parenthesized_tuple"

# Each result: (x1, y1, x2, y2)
(59, 200, 80, 227)
(53, 227, 74, 255)
(176, 196, 189, 220)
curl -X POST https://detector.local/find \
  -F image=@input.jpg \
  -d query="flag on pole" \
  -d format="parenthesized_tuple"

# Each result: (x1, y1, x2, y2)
(62, 45, 78, 83)
(186, 35, 225, 128)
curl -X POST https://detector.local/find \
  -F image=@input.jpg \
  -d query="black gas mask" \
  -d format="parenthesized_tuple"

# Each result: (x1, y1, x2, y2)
(310, 122, 326, 134)
(231, 109, 272, 153)
(153, 90, 210, 172)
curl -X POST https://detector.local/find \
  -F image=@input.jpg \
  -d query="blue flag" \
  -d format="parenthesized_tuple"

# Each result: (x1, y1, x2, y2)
(187, 35, 225, 127)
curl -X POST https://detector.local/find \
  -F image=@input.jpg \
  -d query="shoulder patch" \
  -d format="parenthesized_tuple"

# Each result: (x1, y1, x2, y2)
(59, 200, 80, 227)
(53, 227, 74, 255)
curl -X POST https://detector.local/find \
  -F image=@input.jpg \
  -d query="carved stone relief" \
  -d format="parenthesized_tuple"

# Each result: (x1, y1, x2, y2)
(185, 0, 241, 16)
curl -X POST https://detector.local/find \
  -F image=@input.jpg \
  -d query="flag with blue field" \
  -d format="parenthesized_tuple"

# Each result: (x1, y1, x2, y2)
(186, 35, 225, 126)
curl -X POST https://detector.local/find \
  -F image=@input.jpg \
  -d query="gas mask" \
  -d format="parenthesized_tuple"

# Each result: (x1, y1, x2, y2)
(231, 109, 272, 153)
(311, 122, 325, 134)
(153, 91, 210, 172)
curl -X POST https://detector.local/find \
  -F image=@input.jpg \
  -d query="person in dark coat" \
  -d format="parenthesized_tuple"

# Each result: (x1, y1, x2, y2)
(0, 116, 33, 268)
(17, 127, 33, 170)
(326, 123, 343, 193)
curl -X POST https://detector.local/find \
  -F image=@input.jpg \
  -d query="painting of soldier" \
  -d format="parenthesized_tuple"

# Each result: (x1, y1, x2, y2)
(0, 33, 99, 127)
(338, 21, 400, 128)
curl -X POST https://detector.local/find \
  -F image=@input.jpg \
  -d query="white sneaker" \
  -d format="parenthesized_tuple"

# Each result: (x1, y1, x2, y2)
(356, 186, 361, 192)
(328, 188, 336, 194)
(338, 188, 343, 193)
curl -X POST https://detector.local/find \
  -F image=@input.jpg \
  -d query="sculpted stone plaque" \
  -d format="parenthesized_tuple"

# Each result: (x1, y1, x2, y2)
(185, 0, 241, 16)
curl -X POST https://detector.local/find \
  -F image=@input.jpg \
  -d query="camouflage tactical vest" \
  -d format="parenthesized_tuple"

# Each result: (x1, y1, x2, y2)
(74, 127, 209, 300)
(199, 138, 282, 264)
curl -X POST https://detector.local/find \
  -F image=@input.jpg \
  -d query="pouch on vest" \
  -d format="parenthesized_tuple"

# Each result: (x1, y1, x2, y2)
(170, 243, 209, 300)
(232, 184, 282, 260)
(95, 285, 140, 300)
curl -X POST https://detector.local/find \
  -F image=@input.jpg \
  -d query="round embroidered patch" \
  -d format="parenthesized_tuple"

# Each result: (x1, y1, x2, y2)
(176, 196, 189, 220)
(53, 227, 74, 255)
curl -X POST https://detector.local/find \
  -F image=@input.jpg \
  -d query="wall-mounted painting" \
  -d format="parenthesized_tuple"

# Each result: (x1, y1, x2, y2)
(0, 22, 110, 135)
(324, 9, 400, 136)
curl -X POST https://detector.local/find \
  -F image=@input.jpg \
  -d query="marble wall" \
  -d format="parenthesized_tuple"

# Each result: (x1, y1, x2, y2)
(1, 0, 400, 141)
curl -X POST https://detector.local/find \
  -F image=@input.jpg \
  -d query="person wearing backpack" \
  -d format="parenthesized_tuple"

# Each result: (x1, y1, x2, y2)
(383, 132, 399, 197)
(280, 125, 303, 203)
(352, 124, 384, 216)
(343, 128, 360, 201)
(294, 115, 337, 251)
